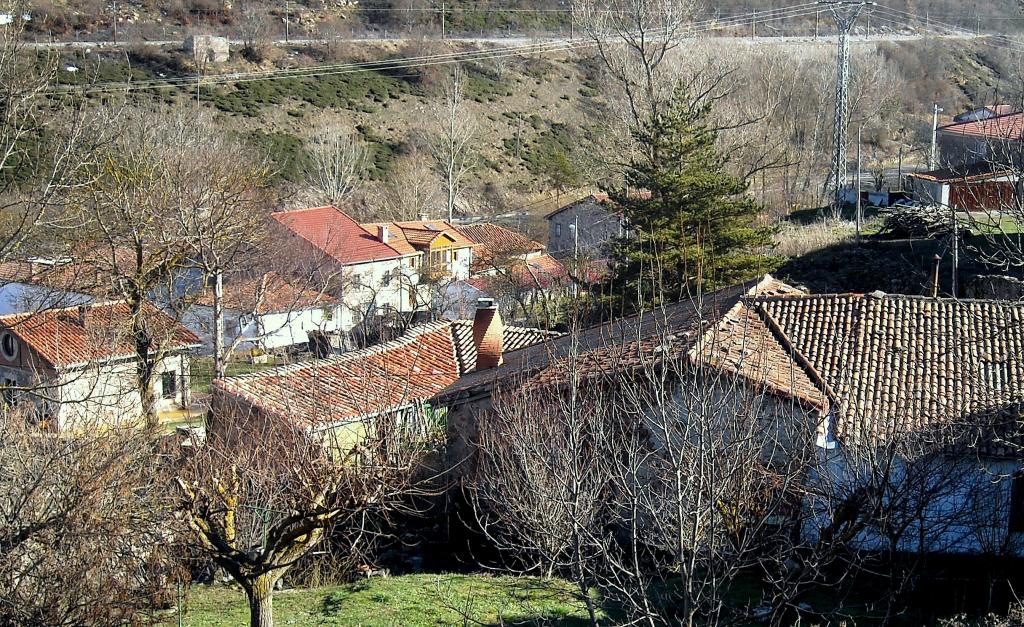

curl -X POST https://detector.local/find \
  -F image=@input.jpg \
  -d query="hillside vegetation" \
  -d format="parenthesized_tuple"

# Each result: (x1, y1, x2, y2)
(53, 33, 1020, 239)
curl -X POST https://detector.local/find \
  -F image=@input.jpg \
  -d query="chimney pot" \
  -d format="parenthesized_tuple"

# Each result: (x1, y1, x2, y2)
(472, 298, 503, 370)
(378, 225, 390, 244)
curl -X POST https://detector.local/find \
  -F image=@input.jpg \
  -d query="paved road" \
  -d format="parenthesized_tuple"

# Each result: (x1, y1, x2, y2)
(25, 29, 989, 50)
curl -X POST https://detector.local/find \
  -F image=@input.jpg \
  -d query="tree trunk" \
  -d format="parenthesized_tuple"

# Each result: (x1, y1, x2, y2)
(245, 574, 276, 627)
(212, 269, 226, 379)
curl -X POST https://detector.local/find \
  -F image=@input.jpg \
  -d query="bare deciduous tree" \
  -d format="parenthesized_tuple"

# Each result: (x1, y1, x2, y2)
(65, 109, 273, 424)
(305, 125, 366, 209)
(431, 65, 477, 222)
(0, 413, 182, 624)
(179, 393, 440, 627)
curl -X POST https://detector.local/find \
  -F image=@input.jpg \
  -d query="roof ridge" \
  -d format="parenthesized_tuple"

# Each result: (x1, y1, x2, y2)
(271, 205, 339, 215)
(222, 320, 455, 382)
(0, 298, 127, 323)
(754, 291, 1024, 307)
(754, 303, 836, 410)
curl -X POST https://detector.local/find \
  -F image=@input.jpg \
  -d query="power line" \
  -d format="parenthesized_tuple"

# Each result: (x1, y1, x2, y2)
(820, 0, 871, 212)
(46, 3, 827, 96)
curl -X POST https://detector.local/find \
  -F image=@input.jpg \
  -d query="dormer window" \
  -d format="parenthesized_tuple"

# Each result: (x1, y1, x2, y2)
(0, 331, 17, 361)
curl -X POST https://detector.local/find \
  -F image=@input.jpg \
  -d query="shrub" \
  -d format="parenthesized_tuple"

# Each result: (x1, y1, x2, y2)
(774, 220, 854, 258)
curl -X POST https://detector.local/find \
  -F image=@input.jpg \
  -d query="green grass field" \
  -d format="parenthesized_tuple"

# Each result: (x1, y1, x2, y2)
(170, 574, 600, 626)
(189, 357, 281, 396)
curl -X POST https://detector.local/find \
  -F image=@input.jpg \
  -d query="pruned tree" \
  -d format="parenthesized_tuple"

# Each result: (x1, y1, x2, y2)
(178, 392, 439, 627)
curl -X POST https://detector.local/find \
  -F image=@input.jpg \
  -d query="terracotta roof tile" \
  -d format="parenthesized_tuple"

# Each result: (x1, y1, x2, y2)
(214, 319, 559, 425)
(456, 223, 543, 270)
(0, 301, 200, 369)
(272, 206, 404, 266)
(755, 292, 1024, 444)
(939, 111, 1024, 141)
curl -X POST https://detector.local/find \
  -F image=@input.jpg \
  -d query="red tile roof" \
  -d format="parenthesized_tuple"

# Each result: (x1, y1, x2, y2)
(0, 301, 200, 369)
(468, 255, 569, 292)
(456, 223, 543, 259)
(214, 319, 559, 425)
(193, 272, 337, 314)
(443, 274, 1024, 448)
(756, 292, 1024, 445)
(272, 206, 404, 266)
(939, 111, 1024, 141)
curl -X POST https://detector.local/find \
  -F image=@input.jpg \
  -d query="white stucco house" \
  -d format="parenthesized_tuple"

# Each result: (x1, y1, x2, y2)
(0, 300, 200, 431)
(271, 207, 478, 334)
(184, 272, 342, 355)
(272, 206, 416, 332)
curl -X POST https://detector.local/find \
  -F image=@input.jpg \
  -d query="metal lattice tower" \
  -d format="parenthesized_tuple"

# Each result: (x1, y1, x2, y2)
(822, 1, 872, 212)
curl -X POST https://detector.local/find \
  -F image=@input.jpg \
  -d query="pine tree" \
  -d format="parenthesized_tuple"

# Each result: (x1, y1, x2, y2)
(608, 88, 776, 309)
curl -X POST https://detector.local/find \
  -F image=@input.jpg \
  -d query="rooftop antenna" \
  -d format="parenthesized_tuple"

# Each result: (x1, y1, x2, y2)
(820, 0, 874, 216)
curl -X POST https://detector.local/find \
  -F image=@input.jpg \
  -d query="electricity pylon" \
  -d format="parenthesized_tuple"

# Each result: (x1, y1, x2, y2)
(821, 0, 873, 213)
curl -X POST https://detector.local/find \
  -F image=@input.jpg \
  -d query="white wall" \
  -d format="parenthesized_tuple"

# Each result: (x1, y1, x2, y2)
(341, 257, 411, 323)
(247, 305, 345, 350)
(803, 445, 1024, 556)
(52, 353, 191, 431)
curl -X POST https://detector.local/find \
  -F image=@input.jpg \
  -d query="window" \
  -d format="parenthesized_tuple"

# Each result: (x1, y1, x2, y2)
(453, 249, 459, 261)
(555, 224, 562, 237)
(1, 377, 15, 407)
(0, 332, 17, 361)
(161, 371, 178, 400)
(1010, 473, 1024, 533)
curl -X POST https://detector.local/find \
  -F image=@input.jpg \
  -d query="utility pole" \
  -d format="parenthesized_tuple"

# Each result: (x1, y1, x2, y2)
(752, 9, 756, 37)
(285, 0, 290, 43)
(441, 2, 446, 39)
(815, 10, 819, 39)
(929, 103, 943, 169)
(821, 0, 873, 214)
(112, 0, 117, 44)
(897, 144, 904, 189)
(951, 201, 959, 297)
(856, 125, 863, 242)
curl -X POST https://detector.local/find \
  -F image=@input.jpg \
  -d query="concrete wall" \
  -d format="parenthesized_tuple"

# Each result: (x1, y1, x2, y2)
(547, 200, 623, 258)
(908, 177, 950, 206)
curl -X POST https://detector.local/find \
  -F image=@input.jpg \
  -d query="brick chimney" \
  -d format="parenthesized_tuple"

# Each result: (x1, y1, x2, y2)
(472, 298, 503, 370)
(378, 225, 391, 244)
(76, 304, 88, 327)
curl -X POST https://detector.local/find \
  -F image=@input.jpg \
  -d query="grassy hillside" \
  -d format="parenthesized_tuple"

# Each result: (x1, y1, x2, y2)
(48, 35, 1020, 238)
